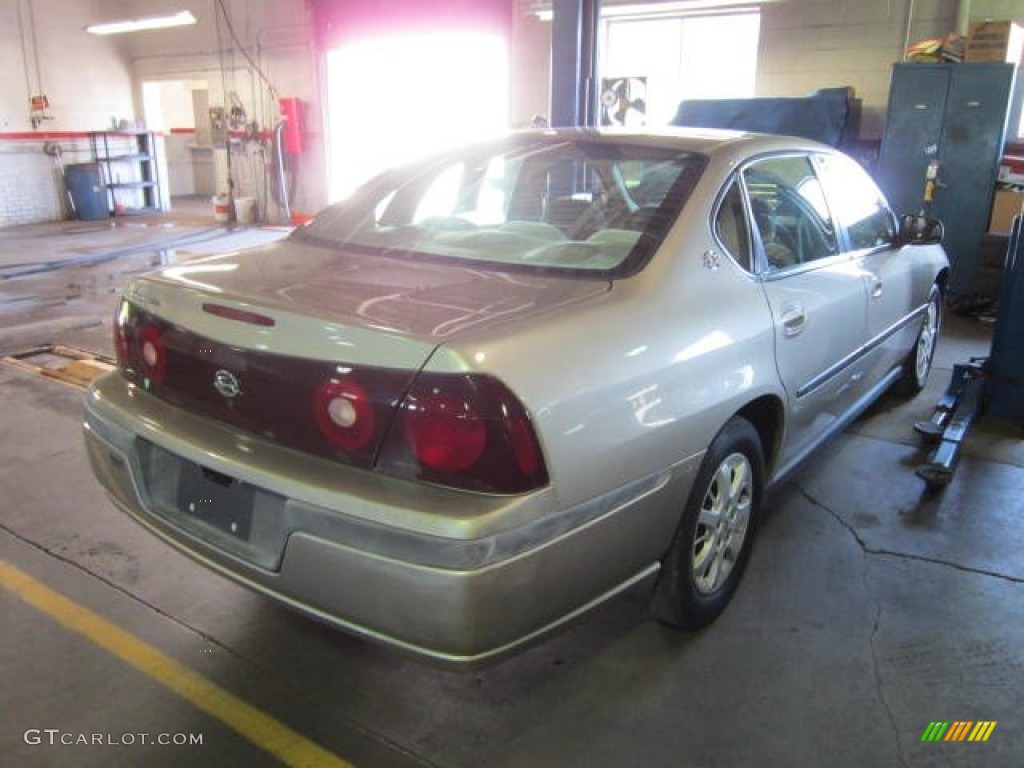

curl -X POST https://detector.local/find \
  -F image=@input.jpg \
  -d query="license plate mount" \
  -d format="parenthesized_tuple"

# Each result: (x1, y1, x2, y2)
(176, 463, 254, 541)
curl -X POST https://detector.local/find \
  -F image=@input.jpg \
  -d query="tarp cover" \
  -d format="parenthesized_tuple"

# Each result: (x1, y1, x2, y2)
(671, 88, 855, 147)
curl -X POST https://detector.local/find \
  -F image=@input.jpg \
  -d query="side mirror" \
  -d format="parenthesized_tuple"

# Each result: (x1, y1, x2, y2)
(897, 214, 944, 246)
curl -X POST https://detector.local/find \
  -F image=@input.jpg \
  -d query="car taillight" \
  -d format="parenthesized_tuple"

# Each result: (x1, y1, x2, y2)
(404, 386, 487, 472)
(137, 324, 167, 385)
(378, 372, 548, 494)
(313, 376, 376, 452)
(113, 302, 169, 389)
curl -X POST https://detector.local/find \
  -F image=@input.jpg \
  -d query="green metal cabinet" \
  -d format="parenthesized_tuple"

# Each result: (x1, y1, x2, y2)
(877, 62, 1016, 297)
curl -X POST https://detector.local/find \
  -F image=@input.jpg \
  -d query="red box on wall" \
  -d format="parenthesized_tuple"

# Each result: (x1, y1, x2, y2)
(279, 98, 304, 153)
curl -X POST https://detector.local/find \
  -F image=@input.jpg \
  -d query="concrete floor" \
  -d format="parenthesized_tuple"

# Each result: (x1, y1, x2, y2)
(1, 206, 1021, 767)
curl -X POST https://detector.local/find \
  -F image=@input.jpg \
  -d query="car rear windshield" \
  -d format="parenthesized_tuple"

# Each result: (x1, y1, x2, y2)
(293, 136, 707, 278)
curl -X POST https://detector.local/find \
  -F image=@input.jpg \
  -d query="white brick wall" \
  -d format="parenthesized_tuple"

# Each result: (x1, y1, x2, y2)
(758, 0, 958, 139)
(0, 0, 132, 226)
(0, 138, 93, 226)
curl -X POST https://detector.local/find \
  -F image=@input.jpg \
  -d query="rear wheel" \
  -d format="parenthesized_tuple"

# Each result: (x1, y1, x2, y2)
(895, 284, 942, 396)
(653, 416, 764, 629)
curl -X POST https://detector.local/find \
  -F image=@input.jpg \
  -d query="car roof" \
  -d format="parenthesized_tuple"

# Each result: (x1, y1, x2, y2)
(509, 126, 836, 164)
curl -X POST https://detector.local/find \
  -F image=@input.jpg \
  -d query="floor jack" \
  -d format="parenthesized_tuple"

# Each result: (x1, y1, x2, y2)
(914, 208, 1024, 488)
(913, 359, 988, 489)
(908, 159, 988, 489)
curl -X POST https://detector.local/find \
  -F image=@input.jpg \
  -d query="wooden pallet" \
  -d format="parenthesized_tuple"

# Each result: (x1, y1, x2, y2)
(2, 344, 115, 390)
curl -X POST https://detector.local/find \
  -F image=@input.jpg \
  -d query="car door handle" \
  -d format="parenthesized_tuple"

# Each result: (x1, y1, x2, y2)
(781, 303, 807, 337)
(869, 276, 884, 298)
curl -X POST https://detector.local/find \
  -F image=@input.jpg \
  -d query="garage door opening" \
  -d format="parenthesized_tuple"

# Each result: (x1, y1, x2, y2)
(326, 33, 508, 201)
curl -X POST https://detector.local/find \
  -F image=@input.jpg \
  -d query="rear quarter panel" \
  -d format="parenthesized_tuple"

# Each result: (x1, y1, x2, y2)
(428, 195, 783, 513)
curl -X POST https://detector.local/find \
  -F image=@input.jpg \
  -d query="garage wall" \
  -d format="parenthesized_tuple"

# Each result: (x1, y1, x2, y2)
(127, 12, 320, 220)
(512, 1, 1022, 143)
(511, 13, 554, 127)
(0, 0, 321, 227)
(3, 0, 1020, 227)
(971, 0, 1024, 18)
(758, 0, 958, 139)
(0, 0, 134, 225)
(114, 0, 321, 221)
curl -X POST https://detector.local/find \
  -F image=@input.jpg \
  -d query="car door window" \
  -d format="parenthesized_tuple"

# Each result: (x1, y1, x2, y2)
(816, 153, 897, 250)
(713, 181, 752, 271)
(743, 155, 838, 271)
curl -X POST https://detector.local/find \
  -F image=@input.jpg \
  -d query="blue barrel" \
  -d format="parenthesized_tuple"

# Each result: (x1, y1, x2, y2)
(987, 214, 1024, 423)
(65, 163, 109, 221)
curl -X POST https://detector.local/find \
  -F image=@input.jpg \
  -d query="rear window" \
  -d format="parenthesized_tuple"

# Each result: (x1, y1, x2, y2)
(295, 136, 707, 278)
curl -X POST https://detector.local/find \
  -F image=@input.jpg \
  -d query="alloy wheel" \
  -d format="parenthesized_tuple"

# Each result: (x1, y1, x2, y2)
(915, 297, 939, 383)
(691, 452, 753, 595)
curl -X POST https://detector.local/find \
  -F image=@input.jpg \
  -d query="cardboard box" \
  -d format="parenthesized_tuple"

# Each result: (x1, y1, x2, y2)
(989, 188, 1024, 233)
(966, 20, 1024, 63)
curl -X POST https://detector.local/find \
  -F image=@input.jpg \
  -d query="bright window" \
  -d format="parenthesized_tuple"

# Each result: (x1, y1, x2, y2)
(326, 33, 508, 201)
(600, 10, 760, 126)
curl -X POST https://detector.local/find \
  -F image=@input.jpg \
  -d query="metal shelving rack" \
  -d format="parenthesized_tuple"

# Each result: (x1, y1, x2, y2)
(89, 131, 163, 215)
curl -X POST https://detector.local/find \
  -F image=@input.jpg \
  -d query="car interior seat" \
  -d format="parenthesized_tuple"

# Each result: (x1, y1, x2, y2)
(545, 196, 605, 240)
(751, 199, 797, 269)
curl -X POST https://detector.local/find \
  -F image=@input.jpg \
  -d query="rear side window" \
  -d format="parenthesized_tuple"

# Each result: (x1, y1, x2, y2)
(714, 181, 751, 271)
(743, 155, 839, 271)
(816, 153, 896, 251)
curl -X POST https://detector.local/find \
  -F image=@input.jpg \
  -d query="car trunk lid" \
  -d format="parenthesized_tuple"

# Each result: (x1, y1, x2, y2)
(136, 239, 609, 356)
(116, 239, 608, 470)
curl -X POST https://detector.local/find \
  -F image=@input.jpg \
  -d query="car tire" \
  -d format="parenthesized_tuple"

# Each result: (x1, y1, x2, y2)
(652, 416, 764, 630)
(894, 284, 942, 397)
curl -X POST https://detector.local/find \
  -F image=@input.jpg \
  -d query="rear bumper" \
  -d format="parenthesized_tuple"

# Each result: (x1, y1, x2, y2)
(83, 374, 695, 663)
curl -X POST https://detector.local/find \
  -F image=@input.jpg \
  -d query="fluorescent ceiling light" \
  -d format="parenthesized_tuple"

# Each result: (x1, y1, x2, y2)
(86, 10, 197, 35)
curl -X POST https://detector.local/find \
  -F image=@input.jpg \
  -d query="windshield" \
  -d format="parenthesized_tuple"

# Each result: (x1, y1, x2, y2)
(294, 135, 707, 278)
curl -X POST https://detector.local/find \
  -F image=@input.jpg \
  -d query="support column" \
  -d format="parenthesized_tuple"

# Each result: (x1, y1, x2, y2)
(549, 0, 599, 127)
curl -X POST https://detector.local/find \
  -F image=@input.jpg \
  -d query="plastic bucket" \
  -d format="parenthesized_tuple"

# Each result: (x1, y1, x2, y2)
(234, 196, 257, 224)
(65, 163, 109, 221)
(212, 195, 230, 222)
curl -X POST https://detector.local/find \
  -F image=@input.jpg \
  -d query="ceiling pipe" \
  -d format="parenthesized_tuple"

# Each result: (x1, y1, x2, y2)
(25, 0, 44, 100)
(15, 0, 35, 112)
(956, 0, 972, 36)
(900, 0, 916, 61)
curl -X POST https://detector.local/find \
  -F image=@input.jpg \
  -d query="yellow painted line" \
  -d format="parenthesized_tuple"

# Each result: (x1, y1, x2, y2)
(0, 560, 353, 768)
